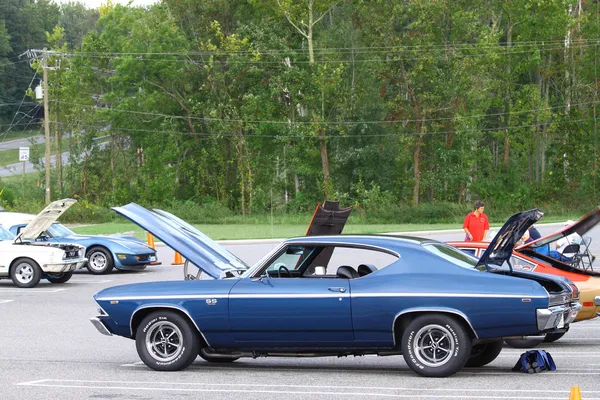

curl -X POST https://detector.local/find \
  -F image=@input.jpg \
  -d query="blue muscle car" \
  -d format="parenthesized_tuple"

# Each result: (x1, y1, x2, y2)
(91, 205, 580, 377)
(0, 202, 157, 274)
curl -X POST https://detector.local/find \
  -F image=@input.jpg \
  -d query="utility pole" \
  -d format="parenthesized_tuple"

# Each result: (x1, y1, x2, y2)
(42, 47, 51, 203)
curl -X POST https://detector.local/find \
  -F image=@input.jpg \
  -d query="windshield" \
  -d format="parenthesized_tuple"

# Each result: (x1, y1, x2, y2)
(46, 223, 75, 237)
(423, 243, 487, 271)
(0, 225, 15, 241)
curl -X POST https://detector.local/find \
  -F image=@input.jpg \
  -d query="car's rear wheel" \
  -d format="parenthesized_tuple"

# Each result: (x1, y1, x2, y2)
(504, 337, 545, 348)
(198, 349, 240, 363)
(10, 258, 42, 288)
(47, 272, 73, 284)
(401, 314, 471, 377)
(86, 247, 114, 274)
(136, 311, 200, 371)
(465, 341, 503, 367)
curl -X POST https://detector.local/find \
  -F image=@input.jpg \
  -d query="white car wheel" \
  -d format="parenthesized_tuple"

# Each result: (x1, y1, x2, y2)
(10, 258, 42, 288)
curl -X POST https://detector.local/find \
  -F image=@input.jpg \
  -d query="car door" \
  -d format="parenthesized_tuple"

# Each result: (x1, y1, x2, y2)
(228, 244, 354, 346)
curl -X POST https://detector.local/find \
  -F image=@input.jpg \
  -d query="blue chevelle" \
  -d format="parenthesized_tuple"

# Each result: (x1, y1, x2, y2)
(91, 204, 580, 377)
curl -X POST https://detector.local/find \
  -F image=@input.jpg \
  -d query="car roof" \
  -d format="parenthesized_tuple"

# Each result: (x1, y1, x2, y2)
(0, 212, 36, 227)
(283, 234, 438, 250)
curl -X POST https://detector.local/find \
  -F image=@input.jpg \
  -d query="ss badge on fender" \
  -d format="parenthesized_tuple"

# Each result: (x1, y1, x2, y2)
(205, 298, 217, 306)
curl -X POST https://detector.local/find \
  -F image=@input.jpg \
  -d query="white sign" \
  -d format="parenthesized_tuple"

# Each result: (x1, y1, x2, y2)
(19, 147, 29, 162)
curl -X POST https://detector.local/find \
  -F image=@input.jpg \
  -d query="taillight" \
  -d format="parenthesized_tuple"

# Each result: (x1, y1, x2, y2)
(569, 283, 580, 300)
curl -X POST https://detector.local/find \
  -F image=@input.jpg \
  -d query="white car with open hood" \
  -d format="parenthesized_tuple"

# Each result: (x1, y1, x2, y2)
(0, 199, 87, 288)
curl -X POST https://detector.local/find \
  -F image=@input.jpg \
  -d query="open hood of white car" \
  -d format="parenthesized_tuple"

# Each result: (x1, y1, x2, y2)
(16, 198, 77, 241)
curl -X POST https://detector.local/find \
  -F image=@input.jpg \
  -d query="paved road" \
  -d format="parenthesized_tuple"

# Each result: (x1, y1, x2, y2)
(0, 136, 107, 177)
(0, 135, 44, 150)
(0, 227, 599, 400)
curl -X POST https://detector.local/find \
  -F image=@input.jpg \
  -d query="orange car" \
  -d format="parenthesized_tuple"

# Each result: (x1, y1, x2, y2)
(449, 206, 600, 343)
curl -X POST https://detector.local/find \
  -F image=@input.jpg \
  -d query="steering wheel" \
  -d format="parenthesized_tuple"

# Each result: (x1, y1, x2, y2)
(277, 265, 291, 278)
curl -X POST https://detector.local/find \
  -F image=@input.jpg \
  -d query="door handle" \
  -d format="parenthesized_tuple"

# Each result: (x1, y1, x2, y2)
(328, 287, 346, 293)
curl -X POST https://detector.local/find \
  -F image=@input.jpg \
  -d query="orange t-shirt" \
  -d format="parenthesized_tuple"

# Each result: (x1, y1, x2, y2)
(463, 212, 490, 241)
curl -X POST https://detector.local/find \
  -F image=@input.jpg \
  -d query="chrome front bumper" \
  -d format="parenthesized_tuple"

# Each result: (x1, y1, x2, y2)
(537, 302, 582, 331)
(595, 296, 600, 307)
(43, 257, 87, 273)
(90, 317, 112, 336)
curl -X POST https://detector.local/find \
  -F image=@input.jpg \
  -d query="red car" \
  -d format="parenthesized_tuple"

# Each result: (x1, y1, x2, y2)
(449, 206, 600, 344)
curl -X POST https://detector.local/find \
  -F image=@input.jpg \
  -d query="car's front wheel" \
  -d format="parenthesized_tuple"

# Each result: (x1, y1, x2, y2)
(465, 341, 503, 367)
(136, 311, 201, 371)
(401, 314, 471, 377)
(86, 247, 114, 274)
(47, 272, 73, 284)
(10, 258, 42, 288)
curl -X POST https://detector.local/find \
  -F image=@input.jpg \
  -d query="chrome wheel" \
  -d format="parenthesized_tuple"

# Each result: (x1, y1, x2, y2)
(413, 324, 455, 368)
(14, 263, 34, 284)
(145, 321, 183, 363)
(89, 252, 107, 272)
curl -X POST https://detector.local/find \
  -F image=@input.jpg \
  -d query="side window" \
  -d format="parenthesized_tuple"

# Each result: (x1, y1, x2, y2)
(305, 246, 399, 277)
(264, 245, 312, 275)
(510, 255, 537, 271)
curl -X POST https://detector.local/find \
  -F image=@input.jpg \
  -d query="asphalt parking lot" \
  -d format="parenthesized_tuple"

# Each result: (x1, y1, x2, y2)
(1, 225, 599, 400)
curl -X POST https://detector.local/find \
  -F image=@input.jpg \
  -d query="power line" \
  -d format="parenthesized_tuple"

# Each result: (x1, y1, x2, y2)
(51, 99, 600, 126)
(47, 43, 600, 65)
(50, 117, 595, 139)
(0, 71, 38, 142)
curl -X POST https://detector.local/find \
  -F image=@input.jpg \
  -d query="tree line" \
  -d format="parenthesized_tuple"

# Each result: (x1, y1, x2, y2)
(1, 0, 599, 219)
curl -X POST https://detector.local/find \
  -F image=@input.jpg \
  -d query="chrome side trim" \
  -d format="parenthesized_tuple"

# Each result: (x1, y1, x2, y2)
(90, 317, 112, 336)
(129, 304, 211, 346)
(97, 292, 544, 302)
(353, 292, 546, 299)
(391, 308, 479, 346)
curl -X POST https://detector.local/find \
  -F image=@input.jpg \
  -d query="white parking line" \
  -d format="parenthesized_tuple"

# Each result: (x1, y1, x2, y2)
(0, 300, 13, 304)
(68, 279, 112, 284)
(0, 288, 66, 293)
(15, 379, 600, 399)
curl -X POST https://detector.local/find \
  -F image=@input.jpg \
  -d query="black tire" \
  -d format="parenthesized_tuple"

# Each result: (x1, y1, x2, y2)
(198, 349, 240, 363)
(86, 247, 114, 274)
(46, 272, 74, 284)
(465, 341, 503, 367)
(504, 337, 545, 349)
(544, 328, 569, 343)
(401, 314, 472, 377)
(10, 258, 42, 288)
(135, 311, 201, 371)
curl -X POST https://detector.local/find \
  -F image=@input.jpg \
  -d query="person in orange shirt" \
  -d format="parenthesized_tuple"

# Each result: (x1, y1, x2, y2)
(463, 200, 490, 242)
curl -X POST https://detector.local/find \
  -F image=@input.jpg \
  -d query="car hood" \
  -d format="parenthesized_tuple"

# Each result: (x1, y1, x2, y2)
(517, 206, 600, 251)
(112, 203, 247, 279)
(477, 208, 544, 269)
(16, 198, 77, 242)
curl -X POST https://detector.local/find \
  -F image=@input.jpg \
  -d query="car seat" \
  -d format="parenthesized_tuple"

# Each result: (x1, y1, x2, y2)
(337, 265, 358, 279)
(358, 264, 377, 277)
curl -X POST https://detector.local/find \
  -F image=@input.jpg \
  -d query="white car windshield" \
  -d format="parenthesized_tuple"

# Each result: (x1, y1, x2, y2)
(0, 225, 15, 240)
(46, 223, 75, 237)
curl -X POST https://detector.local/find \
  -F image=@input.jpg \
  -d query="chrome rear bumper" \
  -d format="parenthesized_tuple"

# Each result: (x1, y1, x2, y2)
(90, 317, 112, 336)
(537, 302, 581, 331)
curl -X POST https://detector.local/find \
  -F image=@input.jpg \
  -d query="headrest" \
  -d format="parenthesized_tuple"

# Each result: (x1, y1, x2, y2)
(358, 263, 377, 277)
(337, 265, 358, 279)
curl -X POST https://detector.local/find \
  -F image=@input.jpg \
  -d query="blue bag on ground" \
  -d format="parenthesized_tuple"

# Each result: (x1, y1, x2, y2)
(512, 350, 556, 373)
